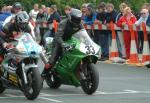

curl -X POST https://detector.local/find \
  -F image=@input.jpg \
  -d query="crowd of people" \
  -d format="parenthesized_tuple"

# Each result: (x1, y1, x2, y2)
(81, 2, 150, 61)
(82, 2, 150, 61)
(1, 2, 150, 62)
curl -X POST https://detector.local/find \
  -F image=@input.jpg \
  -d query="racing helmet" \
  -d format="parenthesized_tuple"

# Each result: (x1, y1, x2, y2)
(69, 8, 82, 25)
(15, 11, 29, 30)
(13, 2, 23, 9)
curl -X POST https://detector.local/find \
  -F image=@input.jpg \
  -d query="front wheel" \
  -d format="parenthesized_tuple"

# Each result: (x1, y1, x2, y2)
(45, 71, 62, 89)
(80, 63, 99, 95)
(23, 68, 42, 100)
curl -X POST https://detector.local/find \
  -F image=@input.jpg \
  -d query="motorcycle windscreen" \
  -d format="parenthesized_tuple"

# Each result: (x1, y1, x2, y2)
(16, 33, 42, 54)
(73, 29, 101, 55)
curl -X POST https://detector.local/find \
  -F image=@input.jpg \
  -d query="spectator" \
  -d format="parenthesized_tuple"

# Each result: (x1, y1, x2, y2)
(115, 3, 128, 59)
(106, 3, 118, 24)
(81, 4, 88, 20)
(1, 4, 7, 12)
(83, 6, 97, 38)
(83, 6, 97, 25)
(0, 5, 12, 30)
(47, 5, 61, 24)
(4, 6, 12, 14)
(117, 7, 137, 59)
(43, 5, 61, 47)
(64, 5, 71, 18)
(105, 3, 118, 58)
(142, 3, 150, 12)
(45, 7, 51, 20)
(136, 8, 150, 27)
(0, 5, 11, 31)
(135, 8, 150, 52)
(94, 2, 109, 60)
(41, 5, 46, 13)
(36, 8, 44, 22)
(36, 5, 48, 45)
(29, 3, 39, 22)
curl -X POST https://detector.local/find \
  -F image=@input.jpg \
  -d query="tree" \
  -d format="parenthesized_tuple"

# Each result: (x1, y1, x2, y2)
(0, 0, 150, 12)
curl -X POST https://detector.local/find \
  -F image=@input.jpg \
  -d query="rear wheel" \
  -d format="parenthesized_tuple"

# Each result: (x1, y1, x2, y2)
(45, 71, 62, 89)
(0, 80, 5, 94)
(23, 68, 42, 100)
(80, 63, 99, 95)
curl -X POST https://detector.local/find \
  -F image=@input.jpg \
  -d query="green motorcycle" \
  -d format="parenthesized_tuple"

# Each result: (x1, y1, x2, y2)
(44, 29, 101, 94)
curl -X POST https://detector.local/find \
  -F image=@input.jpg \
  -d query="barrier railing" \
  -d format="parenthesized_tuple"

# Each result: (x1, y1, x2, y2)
(84, 23, 150, 31)
(34, 21, 150, 31)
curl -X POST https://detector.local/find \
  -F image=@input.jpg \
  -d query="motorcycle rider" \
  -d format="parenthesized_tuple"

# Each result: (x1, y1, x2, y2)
(42, 8, 83, 75)
(0, 3, 31, 61)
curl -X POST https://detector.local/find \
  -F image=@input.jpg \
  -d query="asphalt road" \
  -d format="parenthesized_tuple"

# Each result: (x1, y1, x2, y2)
(0, 62, 150, 103)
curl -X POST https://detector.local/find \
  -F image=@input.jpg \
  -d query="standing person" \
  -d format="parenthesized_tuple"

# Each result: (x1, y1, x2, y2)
(36, 5, 48, 46)
(117, 7, 137, 59)
(94, 2, 109, 60)
(135, 8, 150, 50)
(83, 6, 97, 38)
(142, 3, 150, 13)
(0, 5, 11, 32)
(43, 5, 61, 47)
(2, 2, 27, 34)
(29, 3, 39, 22)
(81, 4, 88, 20)
(47, 5, 61, 27)
(64, 5, 71, 18)
(45, 5, 61, 37)
(35, 8, 44, 43)
(115, 3, 128, 58)
(41, 5, 46, 13)
(1, 2, 31, 37)
(3, 2, 23, 26)
(105, 3, 118, 58)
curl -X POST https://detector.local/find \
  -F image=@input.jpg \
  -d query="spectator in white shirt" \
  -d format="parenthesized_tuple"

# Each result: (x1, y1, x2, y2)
(135, 9, 149, 26)
(135, 8, 149, 53)
(29, 3, 39, 22)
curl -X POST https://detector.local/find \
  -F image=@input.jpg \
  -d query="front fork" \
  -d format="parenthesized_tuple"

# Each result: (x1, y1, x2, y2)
(21, 63, 28, 84)
(79, 61, 87, 80)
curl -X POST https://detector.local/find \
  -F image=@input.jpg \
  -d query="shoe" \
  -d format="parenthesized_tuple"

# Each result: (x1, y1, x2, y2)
(121, 57, 127, 59)
(99, 57, 109, 61)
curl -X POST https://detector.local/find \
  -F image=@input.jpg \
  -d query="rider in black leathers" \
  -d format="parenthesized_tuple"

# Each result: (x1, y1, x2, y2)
(43, 8, 83, 73)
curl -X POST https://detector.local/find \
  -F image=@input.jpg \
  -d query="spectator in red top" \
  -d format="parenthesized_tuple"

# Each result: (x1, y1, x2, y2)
(117, 7, 137, 59)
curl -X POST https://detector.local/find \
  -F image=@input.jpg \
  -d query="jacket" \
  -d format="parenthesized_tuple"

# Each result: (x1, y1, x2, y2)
(54, 18, 84, 45)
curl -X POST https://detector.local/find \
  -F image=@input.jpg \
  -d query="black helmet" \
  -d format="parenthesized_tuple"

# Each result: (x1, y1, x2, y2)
(15, 11, 29, 30)
(13, 2, 22, 9)
(69, 8, 82, 25)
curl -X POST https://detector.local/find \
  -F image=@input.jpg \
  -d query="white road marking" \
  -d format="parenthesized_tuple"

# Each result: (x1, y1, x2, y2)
(0, 95, 24, 99)
(1, 90, 150, 99)
(95, 90, 150, 95)
(124, 89, 140, 93)
(4, 94, 19, 97)
(1, 93, 63, 102)
(36, 90, 150, 97)
(40, 93, 53, 96)
(39, 97, 63, 102)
